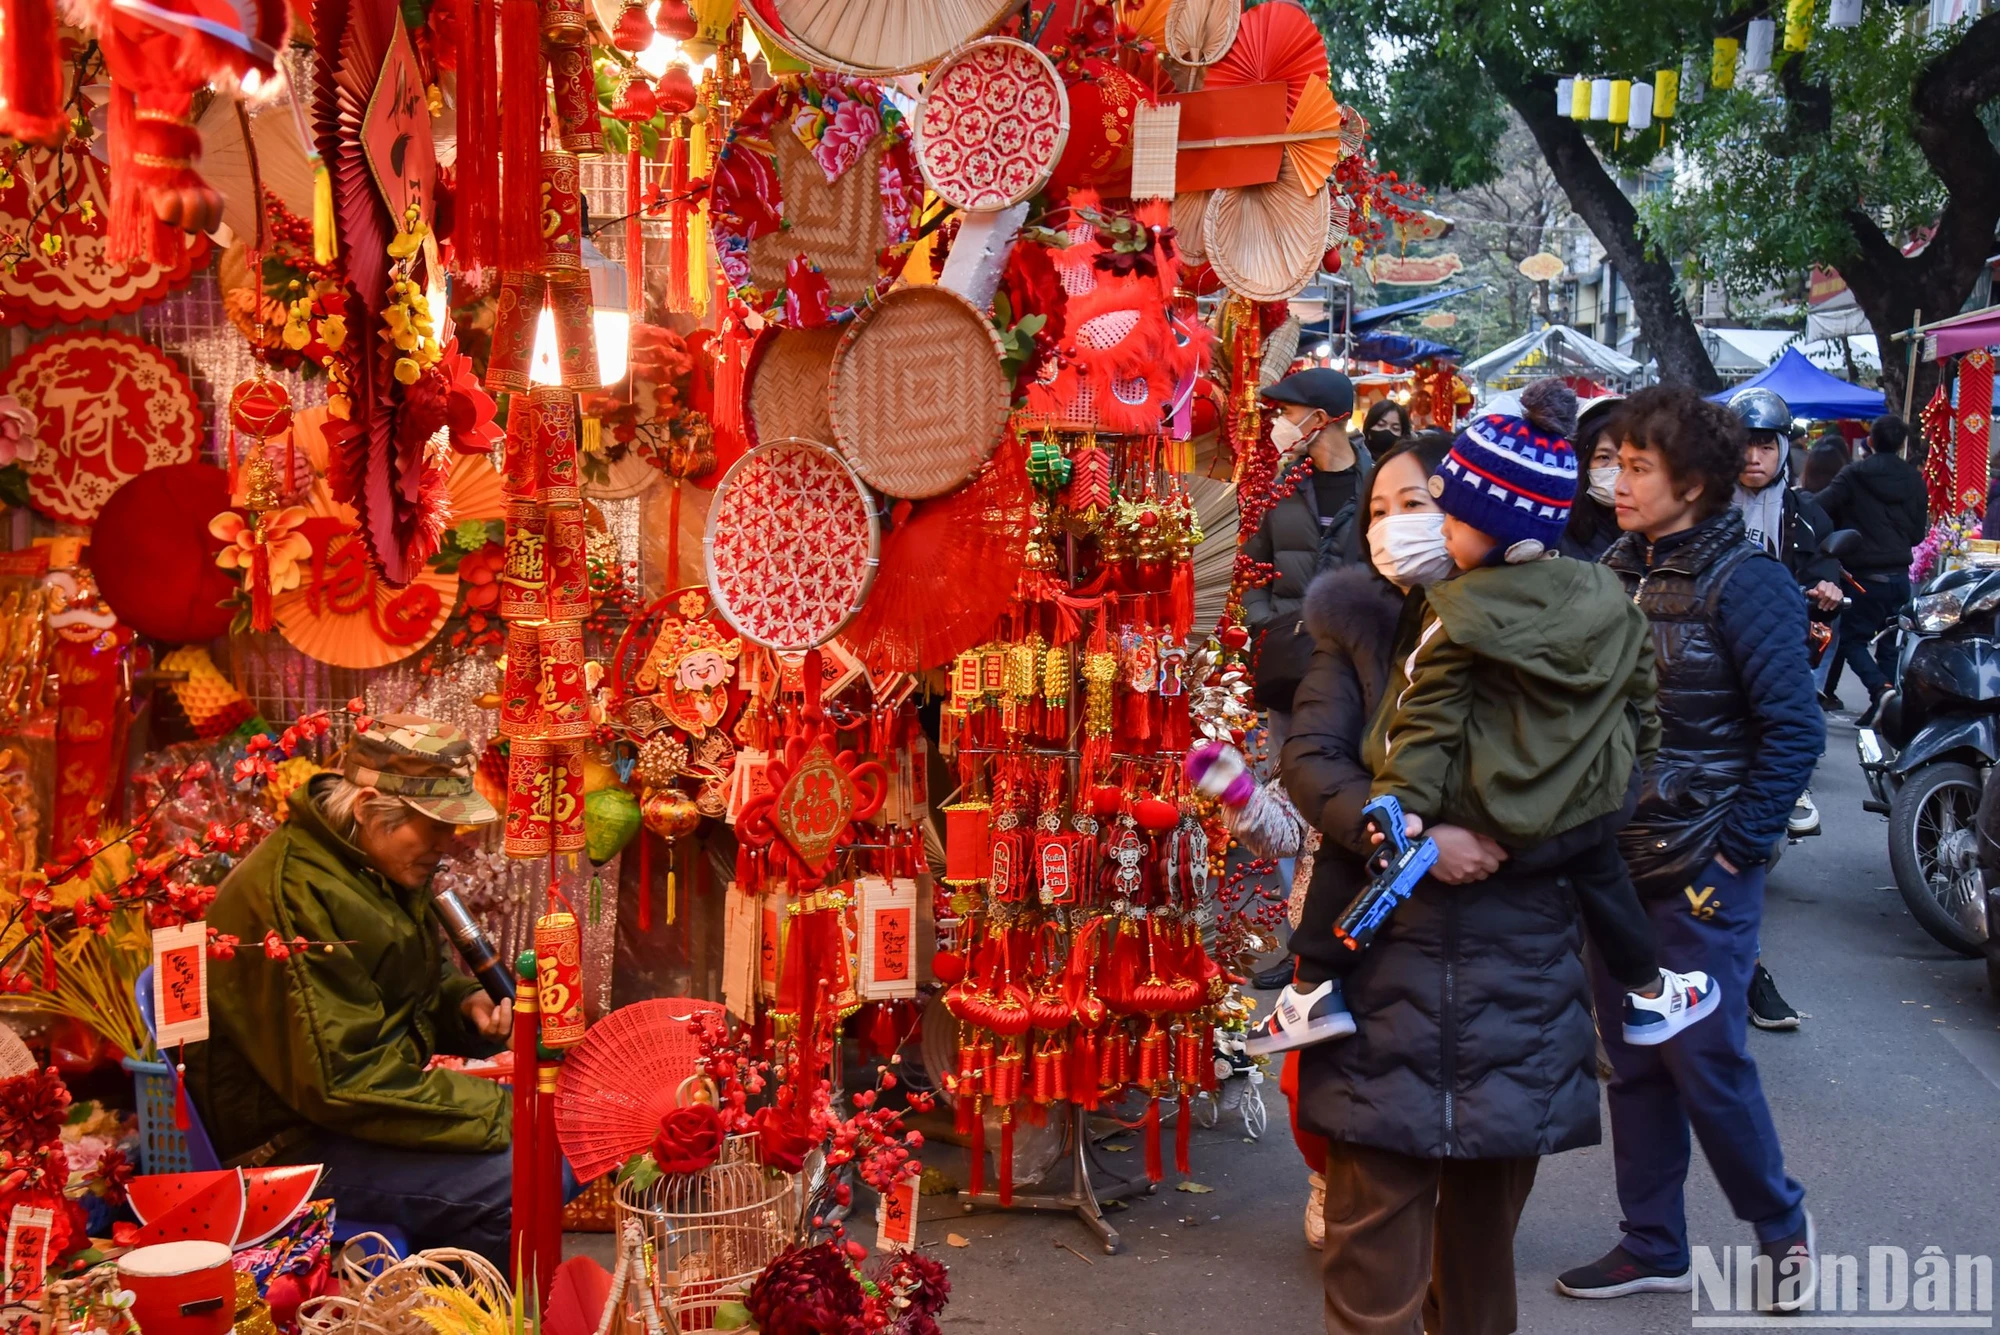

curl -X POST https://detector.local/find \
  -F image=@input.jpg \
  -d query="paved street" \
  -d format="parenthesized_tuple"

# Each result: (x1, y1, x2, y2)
(927, 688, 2000, 1333)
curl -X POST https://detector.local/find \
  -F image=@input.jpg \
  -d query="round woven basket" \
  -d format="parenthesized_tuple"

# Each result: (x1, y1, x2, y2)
(744, 132, 893, 305)
(830, 286, 1011, 500)
(746, 327, 841, 447)
(704, 438, 879, 652)
(742, 0, 1022, 75)
(915, 38, 1070, 212)
(1203, 159, 1331, 302)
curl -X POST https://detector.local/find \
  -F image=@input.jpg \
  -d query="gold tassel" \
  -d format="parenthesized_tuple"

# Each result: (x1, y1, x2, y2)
(581, 415, 601, 454)
(313, 161, 337, 265)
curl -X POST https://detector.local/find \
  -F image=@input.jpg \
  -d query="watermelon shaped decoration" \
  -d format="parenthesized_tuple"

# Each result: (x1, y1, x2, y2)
(236, 1165, 326, 1248)
(127, 1170, 237, 1228)
(132, 1171, 246, 1247)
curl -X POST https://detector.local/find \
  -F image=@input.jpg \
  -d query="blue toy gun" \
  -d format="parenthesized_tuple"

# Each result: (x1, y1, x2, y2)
(1333, 795, 1439, 954)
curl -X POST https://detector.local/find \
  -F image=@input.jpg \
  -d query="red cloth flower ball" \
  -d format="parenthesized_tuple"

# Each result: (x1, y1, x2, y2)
(652, 1102, 724, 1176)
(749, 1105, 815, 1175)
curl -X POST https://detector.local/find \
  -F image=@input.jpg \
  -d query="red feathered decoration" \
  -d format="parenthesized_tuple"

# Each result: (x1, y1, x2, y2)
(838, 432, 1033, 676)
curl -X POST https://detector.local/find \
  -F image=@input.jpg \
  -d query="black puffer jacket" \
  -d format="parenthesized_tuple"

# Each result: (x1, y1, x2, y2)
(1816, 451, 1928, 576)
(1605, 508, 1823, 891)
(1240, 449, 1372, 631)
(1284, 567, 1600, 1161)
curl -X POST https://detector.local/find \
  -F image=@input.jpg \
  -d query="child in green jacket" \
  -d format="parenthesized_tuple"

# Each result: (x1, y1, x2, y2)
(1252, 383, 1719, 1058)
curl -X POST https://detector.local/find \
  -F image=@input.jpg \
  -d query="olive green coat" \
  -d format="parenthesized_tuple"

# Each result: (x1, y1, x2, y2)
(186, 778, 509, 1163)
(1367, 556, 1660, 847)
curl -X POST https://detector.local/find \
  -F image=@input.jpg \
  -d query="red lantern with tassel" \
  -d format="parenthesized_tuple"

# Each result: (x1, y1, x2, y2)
(610, 71, 658, 122)
(654, 64, 697, 115)
(653, 0, 696, 40)
(611, 0, 653, 50)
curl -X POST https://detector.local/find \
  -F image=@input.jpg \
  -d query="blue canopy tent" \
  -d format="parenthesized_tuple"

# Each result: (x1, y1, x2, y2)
(1705, 346, 1885, 420)
(1350, 332, 1463, 366)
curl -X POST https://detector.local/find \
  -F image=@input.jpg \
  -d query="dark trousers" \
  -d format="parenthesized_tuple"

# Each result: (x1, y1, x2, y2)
(1299, 835, 1656, 991)
(278, 1132, 579, 1271)
(1319, 1141, 1539, 1335)
(1590, 858, 1806, 1270)
(1836, 573, 1908, 699)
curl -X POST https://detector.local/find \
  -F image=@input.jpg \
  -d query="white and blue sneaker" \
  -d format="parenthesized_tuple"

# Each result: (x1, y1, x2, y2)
(1621, 968, 1720, 1047)
(1245, 980, 1357, 1056)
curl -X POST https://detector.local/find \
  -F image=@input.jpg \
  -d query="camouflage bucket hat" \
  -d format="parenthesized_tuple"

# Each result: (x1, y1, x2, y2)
(342, 714, 499, 826)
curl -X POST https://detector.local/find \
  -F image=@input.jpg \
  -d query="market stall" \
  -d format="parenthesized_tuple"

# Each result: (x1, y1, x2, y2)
(1462, 322, 1647, 395)
(0, 0, 1418, 1326)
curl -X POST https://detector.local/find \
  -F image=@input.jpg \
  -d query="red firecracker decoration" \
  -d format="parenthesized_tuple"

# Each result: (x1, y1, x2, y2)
(0, 0, 66, 144)
(1956, 350, 1993, 518)
(1920, 383, 1957, 521)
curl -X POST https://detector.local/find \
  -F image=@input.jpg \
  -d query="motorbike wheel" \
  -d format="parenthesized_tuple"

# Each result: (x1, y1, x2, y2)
(1887, 761, 1989, 958)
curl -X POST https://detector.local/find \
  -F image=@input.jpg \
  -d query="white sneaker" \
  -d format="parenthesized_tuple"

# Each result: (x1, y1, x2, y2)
(1622, 968, 1721, 1046)
(1245, 980, 1356, 1056)
(1304, 1172, 1326, 1249)
(1788, 790, 1821, 837)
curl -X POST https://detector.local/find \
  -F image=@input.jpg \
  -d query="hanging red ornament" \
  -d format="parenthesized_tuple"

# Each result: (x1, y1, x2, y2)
(1320, 247, 1343, 274)
(655, 64, 697, 116)
(611, 71, 659, 121)
(612, 0, 654, 50)
(654, 0, 697, 40)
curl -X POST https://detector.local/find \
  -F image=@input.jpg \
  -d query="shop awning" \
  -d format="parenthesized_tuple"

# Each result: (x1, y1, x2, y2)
(1703, 346, 1885, 421)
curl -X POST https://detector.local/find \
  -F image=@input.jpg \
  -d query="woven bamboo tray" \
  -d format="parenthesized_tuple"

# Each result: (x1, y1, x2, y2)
(746, 132, 891, 304)
(746, 326, 840, 447)
(830, 285, 1012, 500)
(742, 0, 1023, 75)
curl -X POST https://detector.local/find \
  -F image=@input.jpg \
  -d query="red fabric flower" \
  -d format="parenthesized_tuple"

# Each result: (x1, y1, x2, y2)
(652, 1102, 724, 1176)
(0, 1070, 70, 1153)
(749, 1104, 816, 1175)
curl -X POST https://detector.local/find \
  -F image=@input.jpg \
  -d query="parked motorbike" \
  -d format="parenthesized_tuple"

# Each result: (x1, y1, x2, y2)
(1856, 554, 2000, 958)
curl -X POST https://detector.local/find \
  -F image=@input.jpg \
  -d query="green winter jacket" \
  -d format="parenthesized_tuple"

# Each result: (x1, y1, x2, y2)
(1366, 556, 1660, 847)
(185, 777, 510, 1164)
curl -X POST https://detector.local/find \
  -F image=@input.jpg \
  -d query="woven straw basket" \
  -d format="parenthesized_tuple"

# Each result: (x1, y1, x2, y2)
(830, 285, 1012, 500)
(743, 0, 1022, 75)
(747, 327, 840, 447)
(746, 133, 891, 306)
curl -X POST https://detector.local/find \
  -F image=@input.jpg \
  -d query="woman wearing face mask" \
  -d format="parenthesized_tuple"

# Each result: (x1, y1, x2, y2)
(1561, 396, 1625, 562)
(1275, 428, 1606, 1331)
(1361, 398, 1410, 455)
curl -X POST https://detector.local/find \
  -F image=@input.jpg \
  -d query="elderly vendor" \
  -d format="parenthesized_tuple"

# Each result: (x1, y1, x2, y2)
(188, 715, 515, 1264)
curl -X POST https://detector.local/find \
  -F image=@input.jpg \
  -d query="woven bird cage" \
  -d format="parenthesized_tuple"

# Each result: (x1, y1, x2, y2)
(615, 1138, 799, 1330)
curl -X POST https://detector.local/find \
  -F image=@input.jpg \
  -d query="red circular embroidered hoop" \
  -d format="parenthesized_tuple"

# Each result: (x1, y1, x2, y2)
(704, 438, 879, 651)
(916, 39, 1070, 212)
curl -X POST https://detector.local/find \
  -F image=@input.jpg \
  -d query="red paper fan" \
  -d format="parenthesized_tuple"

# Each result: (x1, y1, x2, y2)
(1205, 0, 1329, 114)
(839, 430, 1032, 676)
(553, 997, 725, 1182)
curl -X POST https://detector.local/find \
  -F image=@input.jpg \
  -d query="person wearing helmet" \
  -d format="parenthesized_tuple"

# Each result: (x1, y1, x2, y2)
(1728, 388, 1839, 1032)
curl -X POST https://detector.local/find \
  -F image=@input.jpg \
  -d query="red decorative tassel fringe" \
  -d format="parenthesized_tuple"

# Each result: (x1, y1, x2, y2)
(665, 131, 691, 312)
(1175, 1093, 1191, 1175)
(967, 1106, 986, 1197)
(998, 1115, 1015, 1207)
(1143, 1099, 1163, 1183)
(498, 0, 545, 273)
(459, 0, 499, 271)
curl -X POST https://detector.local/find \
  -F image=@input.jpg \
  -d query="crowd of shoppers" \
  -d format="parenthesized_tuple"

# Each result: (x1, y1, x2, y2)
(1245, 369, 1931, 1334)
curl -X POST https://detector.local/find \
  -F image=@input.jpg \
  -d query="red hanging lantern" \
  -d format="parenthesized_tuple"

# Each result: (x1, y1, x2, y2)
(611, 72, 659, 121)
(654, 64, 697, 116)
(654, 0, 697, 41)
(612, 0, 654, 50)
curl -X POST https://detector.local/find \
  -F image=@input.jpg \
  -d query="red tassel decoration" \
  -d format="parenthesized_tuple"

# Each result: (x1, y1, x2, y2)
(1175, 1093, 1192, 1175)
(459, 0, 499, 272)
(626, 145, 645, 321)
(510, 963, 539, 1276)
(1143, 1099, 1164, 1183)
(967, 1105, 987, 1197)
(998, 1115, 1015, 1207)
(1170, 558, 1194, 642)
(0, 0, 66, 144)
(249, 542, 275, 632)
(39, 930, 54, 991)
(498, 0, 545, 273)
(665, 130, 691, 312)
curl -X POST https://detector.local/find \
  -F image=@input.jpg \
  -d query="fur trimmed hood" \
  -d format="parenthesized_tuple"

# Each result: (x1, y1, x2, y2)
(1302, 564, 1408, 665)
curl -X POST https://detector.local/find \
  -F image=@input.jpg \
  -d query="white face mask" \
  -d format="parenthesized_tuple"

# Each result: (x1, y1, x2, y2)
(1369, 512, 1456, 588)
(1587, 466, 1619, 508)
(1270, 411, 1320, 460)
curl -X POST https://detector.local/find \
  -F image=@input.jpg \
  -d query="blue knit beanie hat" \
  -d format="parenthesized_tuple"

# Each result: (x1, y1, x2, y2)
(1430, 379, 1579, 562)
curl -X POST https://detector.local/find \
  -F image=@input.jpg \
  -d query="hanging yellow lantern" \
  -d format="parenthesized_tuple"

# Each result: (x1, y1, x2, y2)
(1711, 37, 1739, 89)
(1609, 80, 1632, 124)
(1654, 67, 1680, 119)
(1569, 73, 1590, 120)
(1784, 0, 1815, 50)
(684, 0, 733, 61)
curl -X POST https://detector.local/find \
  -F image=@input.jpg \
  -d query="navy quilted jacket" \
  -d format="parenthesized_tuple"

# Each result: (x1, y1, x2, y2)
(1604, 507, 1824, 888)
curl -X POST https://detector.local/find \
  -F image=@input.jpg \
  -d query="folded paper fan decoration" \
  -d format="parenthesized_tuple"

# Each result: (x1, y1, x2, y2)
(1124, 0, 1172, 45)
(742, 0, 1021, 75)
(1164, 0, 1239, 66)
(1203, 156, 1331, 301)
(838, 430, 1032, 676)
(554, 998, 725, 1181)
(1284, 76, 1345, 192)
(1205, 0, 1328, 114)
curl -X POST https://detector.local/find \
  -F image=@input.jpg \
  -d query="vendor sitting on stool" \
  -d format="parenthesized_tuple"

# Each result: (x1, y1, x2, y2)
(187, 715, 517, 1267)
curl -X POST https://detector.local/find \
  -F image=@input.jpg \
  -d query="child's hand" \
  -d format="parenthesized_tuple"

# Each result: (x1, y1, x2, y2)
(1366, 812, 1426, 844)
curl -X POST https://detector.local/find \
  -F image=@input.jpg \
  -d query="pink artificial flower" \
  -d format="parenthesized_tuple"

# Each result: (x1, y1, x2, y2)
(0, 394, 38, 468)
(812, 96, 878, 183)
